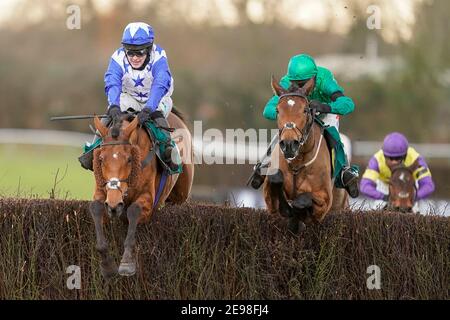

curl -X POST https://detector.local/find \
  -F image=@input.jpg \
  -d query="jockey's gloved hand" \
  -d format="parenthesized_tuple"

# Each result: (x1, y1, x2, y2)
(382, 194, 389, 202)
(310, 100, 332, 113)
(138, 108, 152, 126)
(107, 105, 122, 121)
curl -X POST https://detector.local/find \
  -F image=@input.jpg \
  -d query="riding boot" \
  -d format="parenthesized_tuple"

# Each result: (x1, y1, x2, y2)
(341, 166, 359, 198)
(249, 138, 278, 189)
(153, 115, 179, 172)
(78, 117, 112, 171)
(250, 165, 266, 189)
(78, 150, 95, 171)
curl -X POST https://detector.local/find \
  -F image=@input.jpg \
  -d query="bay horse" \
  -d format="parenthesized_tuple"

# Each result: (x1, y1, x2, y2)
(263, 76, 348, 233)
(386, 161, 419, 213)
(90, 108, 194, 278)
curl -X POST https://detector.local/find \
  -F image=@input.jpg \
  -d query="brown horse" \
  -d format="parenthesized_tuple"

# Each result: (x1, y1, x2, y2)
(387, 161, 418, 212)
(263, 76, 348, 233)
(90, 109, 194, 278)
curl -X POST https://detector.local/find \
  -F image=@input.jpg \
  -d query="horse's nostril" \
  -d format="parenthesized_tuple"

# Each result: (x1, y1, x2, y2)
(279, 140, 286, 151)
(292, 140, 300, 149)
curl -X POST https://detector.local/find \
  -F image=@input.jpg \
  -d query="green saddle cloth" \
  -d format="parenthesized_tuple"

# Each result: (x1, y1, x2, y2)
(82, 120, 182, 175)
(314, 117, 359, 188)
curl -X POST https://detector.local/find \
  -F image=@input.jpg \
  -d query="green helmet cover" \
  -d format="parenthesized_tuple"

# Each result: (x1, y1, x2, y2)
(287, 54, 318, 81)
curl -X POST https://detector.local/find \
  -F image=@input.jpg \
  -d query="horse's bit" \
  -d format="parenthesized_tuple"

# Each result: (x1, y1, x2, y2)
(98, 141, 134, 198)
(277, 92, 315, 152)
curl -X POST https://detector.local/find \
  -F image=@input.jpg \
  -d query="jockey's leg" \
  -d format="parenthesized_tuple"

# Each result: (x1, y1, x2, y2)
(78, 117, 111, 171)
(150, 97, 180, 173)
(322, 114, 359, 198)
(249, 134, 279, 189)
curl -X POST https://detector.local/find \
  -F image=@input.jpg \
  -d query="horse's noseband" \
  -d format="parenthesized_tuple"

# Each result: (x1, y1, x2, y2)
(278, 92, 314, 156)
(99, 140, 134, 198)
(284, 122, 296, 130)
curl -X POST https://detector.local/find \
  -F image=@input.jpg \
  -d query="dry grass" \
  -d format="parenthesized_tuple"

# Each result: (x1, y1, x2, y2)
(0, 198, 448, 299)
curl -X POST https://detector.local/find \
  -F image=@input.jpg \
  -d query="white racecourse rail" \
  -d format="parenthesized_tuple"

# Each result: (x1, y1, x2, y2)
(0, 129, 448, 215)
(1, 128, 450, 161)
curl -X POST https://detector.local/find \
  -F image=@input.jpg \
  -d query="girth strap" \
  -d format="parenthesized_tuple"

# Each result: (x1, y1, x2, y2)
(153, 170, 168, 209)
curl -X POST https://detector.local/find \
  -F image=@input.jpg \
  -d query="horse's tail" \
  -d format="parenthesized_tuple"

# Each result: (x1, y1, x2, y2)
(171, 106, 187, 124)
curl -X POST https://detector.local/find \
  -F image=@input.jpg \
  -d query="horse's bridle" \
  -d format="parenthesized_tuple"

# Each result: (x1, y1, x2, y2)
(99, 140, 134, 198)
(277, 92, 315, 153)
(389, 165, 417, 202)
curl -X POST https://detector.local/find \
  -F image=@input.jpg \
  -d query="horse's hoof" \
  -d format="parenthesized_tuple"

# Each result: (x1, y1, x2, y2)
(287, 217, 300, 234)
(279, 206, 291, 218)
(100, 262, 118, 280)
(298, 221, 306, 233)
(118, 262, 136, 277)
(268, 169, 284, 185)
(292, 193, 312, 210)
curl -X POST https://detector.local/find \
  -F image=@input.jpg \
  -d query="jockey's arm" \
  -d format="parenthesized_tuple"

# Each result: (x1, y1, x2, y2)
(360, 157, 385, 200)
(322, 73, 355, 116)
(263, 96, 279, 120)
(104, 53, 124, 108)
(329, 93, 355, 116)
(414, 156, 435, 200)
(146, 50, 172, 112)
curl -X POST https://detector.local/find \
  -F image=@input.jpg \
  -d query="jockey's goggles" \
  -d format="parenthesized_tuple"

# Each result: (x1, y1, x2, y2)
(385, 155, 405, 161)
(125, 48, 148, 58)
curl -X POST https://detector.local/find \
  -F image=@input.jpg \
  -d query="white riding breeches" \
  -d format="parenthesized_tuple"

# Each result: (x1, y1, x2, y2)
(119, 92, 173, 118)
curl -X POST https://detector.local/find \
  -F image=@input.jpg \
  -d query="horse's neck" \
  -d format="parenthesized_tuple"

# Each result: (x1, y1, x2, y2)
(131, 128, 152, 156)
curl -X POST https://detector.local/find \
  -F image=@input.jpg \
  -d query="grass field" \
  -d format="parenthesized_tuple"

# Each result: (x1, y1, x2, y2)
(0, 144, 94, 200)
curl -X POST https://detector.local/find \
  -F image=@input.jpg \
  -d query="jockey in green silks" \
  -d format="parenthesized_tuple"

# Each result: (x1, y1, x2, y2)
(250, 53, 360, 198)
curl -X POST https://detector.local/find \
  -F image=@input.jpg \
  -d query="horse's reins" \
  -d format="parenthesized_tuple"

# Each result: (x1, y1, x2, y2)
(389, 165, 417, 202)
(278, 92, 325, 198)
(98, 141, 134, 198)
(97, 120, 171, 198)
(277, 93, 324, 170)
(99, 140, 154, 196)
(278, 92, 315, 151)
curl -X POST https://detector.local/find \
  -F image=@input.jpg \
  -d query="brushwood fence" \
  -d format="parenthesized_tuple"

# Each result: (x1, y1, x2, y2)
(0, 198, 448, 299)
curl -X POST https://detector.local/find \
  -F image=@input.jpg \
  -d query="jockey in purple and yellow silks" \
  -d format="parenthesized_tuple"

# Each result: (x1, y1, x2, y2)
(360, 132, 435, 201)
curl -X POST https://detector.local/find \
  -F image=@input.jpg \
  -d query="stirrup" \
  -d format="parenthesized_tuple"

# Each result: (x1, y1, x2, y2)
(78, 151, 93, 171)
(341, 168, 359, 198)
(162, 145, 179, 172)
(249, 166, 266, 190)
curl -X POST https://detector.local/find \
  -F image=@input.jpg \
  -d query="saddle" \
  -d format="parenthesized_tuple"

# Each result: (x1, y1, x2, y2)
(142, 120, 182, 175)
(82, 113, 182, 175)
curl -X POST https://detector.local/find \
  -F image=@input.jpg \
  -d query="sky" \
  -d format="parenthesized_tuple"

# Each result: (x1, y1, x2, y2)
(0, 0, 424, 43)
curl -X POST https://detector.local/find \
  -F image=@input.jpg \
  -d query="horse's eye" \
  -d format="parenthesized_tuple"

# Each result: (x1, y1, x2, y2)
(128, 156, 132, 163)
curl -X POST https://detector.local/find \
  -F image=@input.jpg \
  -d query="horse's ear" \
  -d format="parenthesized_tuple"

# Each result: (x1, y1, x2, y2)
(302, 76, 315, 96)
(122, 116, 139, 140)
(271, 75, 286, 96)
(94, 116, 108, 138)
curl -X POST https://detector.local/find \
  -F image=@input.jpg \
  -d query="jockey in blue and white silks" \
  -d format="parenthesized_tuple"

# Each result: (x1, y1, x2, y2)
(79, 22, 179, 172)
(105, 37, 174, 117)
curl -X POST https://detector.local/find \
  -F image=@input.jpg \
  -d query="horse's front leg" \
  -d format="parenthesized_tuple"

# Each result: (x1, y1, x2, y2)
(90, 200, 117, 279)
(268, 169, 292, 218)
(291, 192, 313, 232)
(118, 194, 152, 277)
(310, 190, 332, 223)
